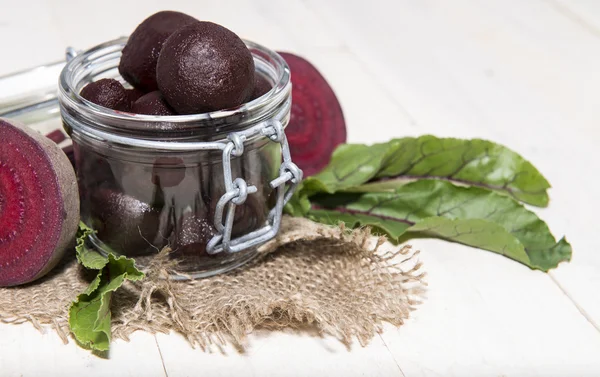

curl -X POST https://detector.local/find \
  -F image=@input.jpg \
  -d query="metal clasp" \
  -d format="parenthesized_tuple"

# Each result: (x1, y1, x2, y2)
(206, 119, 303, 254)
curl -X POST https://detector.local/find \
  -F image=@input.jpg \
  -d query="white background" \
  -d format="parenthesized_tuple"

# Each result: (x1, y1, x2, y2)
(1, 0, 600, 376)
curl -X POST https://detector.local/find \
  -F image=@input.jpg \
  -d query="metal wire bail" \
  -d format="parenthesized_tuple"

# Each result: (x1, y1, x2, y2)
(206, 118, 302, 255)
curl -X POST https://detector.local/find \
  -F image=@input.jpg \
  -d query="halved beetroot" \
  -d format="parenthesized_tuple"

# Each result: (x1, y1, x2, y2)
(277, 52, 347, 176)
(0, 119, 79, 286)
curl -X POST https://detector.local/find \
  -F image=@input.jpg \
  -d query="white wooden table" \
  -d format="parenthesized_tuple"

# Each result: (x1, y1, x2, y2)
(2, 0, 600, 375)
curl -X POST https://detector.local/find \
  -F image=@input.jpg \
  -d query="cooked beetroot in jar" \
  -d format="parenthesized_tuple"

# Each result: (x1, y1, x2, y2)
(59, 34, 293, 278)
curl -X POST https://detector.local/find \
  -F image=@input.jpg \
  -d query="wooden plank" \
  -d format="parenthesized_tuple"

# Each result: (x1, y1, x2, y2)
(379, 239, 600, 376)
(291, 49, 417, 143)
(252, 0, 346, 50)
(298, 0, 600, 375)
(538, 0, 600, 332)
(0, 323, 167, 377)
(46, 0, 302, 54)
(155, 330, 404, 377)
(544, 0, 600, 38)
(306, 0, 600, 144)
(0, 0, 65, 73)
(306, 0, 600, 331)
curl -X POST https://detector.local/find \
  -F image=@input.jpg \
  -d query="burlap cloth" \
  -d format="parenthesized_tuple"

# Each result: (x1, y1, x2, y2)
(0, 216, 426, 351)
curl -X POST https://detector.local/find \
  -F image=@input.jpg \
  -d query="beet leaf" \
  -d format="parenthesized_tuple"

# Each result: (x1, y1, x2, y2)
(302, 136, 551, 207)
(308, 180, 571, 271)
(69, 223, 144, 351)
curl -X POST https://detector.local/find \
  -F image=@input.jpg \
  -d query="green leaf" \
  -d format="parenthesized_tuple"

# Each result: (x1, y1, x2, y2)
(75, 222, 107, 270)
(302, 142, 396, 195)
(309, 180, 570, 271)
(302, 136, 550, 207)
(69, 272, 117, 351)
(70, 223, 144, 351)
(408, 217, 531, 266)
(308, 198, 413, 241)
(284, 182, 312, 217)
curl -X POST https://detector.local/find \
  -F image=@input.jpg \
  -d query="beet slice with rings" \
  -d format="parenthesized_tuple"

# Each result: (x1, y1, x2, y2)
(276, 52, 347, 177)
(0, 119, 80, 287)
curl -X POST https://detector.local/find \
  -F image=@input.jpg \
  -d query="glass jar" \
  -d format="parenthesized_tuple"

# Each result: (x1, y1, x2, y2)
(58, 37, 300, 278)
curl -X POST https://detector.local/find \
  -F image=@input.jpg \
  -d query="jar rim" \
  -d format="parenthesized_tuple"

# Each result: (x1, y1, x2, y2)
(58, 36, 291, 139)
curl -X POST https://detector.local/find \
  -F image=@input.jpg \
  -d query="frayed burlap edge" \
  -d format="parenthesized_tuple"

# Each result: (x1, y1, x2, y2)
(0, 216, 427, 351)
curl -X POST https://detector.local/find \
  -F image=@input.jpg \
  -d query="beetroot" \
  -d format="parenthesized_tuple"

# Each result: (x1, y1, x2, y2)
(276, 52, 347, 176)
(248, 73, 272, 102)
(131, 91, 177, 116)
(151, 157, 186, 187)
(75, 145, 116, 192)
(205, 194, 266, 238)
(119, 11, 199, 92)
(169, 214, 216, 257)
(89, 187, 165, 255)
(45, 129, 67, 144)
(157, 22, 255, 114)
(126, 88, 146, 106)
(0, 119, 79, 287)
(230, 195, 267, 237)
(80, 78, 131, 111)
